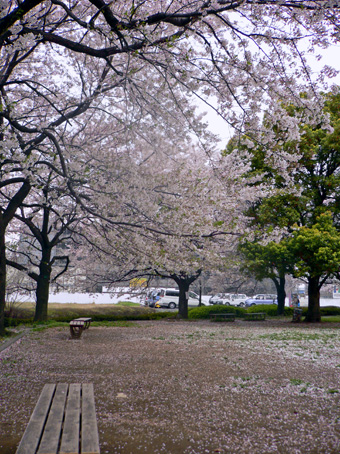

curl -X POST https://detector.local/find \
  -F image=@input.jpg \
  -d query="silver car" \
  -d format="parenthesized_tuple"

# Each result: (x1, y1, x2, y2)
(245, 294, 278, 307)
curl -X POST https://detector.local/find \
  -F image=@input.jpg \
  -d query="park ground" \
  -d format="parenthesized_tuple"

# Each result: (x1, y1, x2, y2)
(1, 319, 340, 453)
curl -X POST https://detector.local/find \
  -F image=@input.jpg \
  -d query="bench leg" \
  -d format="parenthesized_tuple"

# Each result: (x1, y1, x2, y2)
(70, 325, 83, 339)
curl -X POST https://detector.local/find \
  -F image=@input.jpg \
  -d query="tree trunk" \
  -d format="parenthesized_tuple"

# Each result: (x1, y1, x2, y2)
(0, 216, 6, 335)
(305, 276, 321, 322)
(273, 275, 286, 316)
(198, 280, 202, 307)
(172, 271, 201, 319)
(34, 249, 52, 322)
(177, 279, 190, 319)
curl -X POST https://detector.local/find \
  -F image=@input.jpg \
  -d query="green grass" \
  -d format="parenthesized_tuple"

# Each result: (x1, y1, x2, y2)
(259, 330, 338, 342)
(91, 320, 140, 328)
(115, 301, 141, 307)
(321, 315, 340, 322)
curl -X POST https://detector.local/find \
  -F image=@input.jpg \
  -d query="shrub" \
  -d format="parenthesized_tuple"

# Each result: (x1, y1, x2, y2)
(4, 317, 29, 328)
(188, 304, 246, 319)
(320, 306, 340, 316)
(4, 303, 173, 324)
(246, 304, 294, 316)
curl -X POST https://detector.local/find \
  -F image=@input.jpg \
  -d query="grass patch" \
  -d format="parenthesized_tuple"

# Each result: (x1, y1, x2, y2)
(91, 320, 139, 328)
(259, 330, 338, 342)
(290, 378, 304, 386)
(321, 315, 340, 322)
(115, 301, 141, 307)
(32, 321, 68, 332)
(327, 389, 339, 394)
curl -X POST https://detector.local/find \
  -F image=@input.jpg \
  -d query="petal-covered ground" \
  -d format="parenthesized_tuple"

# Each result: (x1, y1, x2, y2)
(1, 319, 340, 453)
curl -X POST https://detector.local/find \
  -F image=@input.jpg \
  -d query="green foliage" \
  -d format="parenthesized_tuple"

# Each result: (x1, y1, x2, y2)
(4, 317, 29, 328)
(320, 306, 340, 316)
(287, 212, 340, 279)
(188, 304, 246, 319)
(4, 303, 172, 323)
(246, 304, 293, 316)
(5, 302, 340, 327)
(239, 239, 293, 280)
(233, 90, 340, 312)
(32, 321, 67, 332)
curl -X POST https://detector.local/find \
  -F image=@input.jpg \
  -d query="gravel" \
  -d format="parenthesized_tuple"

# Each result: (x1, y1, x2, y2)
(1, 319, 340, 453)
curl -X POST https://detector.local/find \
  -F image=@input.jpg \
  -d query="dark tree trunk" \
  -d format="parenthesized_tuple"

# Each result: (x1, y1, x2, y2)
(34, 248, 52, 322)
(172, 271, 201, 319)
(273, 275, 286, 315)
(198, 281, 202, 306)
(305, 276, 321, 322)
(177, 279, 190, 319)
(0, 216, 6, 335)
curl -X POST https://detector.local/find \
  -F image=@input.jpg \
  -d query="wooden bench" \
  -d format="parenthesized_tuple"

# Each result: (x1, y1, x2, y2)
(209, 313, 236, 322)
(16, 383, 100, 454)
(244, 312, 266, 321)
(69, 318, 92, 339)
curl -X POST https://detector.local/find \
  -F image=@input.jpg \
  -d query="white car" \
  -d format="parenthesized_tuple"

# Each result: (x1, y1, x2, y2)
(209, 293, 248, 307)
(156, 288, 205, 309)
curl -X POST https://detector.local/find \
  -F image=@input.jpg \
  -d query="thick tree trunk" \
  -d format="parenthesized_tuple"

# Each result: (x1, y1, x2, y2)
(172, 272, 201, 319)
(177, 279, 190, 319)
(305, 276, 321, 322)
(273, 276, 286, 316)
(0, 217, 6, 336)
(34, 249, 52, 322)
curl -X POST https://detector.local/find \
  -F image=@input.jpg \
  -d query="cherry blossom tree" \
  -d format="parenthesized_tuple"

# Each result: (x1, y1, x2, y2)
(6, 175, 83, 322)
(75, 143, 256, 318)
(1, 0, 340, 334)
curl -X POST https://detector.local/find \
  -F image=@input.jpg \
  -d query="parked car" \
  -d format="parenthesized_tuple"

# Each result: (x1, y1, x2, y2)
(222, 293, 248, 307)
(145, 289, 164, 308)
(140, 290, 153, 306)
(209, 293, 224, 305)
(156, 288, 205, 309)
(245, 294, 278, 307)
(209, 293, 248, 307)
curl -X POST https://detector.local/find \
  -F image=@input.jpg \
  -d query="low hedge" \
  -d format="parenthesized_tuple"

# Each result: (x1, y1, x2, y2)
(320, 306, 340, 316)
(4, 303, 173, 325)
(246, 304, 294, 317)
(188, 304, 246, 319)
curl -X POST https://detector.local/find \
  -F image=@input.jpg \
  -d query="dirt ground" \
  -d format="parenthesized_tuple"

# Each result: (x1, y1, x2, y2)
(1, 319, 340, 454)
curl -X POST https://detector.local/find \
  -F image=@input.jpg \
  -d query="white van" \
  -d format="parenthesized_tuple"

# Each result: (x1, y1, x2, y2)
(156, 288, 203, 309)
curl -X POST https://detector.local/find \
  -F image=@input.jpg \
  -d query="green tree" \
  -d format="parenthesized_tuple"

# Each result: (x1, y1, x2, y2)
(286, 212, 340, 322)
(229, 89, 340, 321)
(239, 240, 293, 315)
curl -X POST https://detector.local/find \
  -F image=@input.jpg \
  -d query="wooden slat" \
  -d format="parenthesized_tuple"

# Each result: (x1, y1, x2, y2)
(37, 383, 69, 454)
(81, 384, 100, 454)
(59, 384, 81, 454)
(16, 384, 56, 454)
